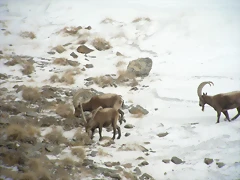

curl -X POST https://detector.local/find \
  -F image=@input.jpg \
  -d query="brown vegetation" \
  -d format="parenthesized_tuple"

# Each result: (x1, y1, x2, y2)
(60, 68, 81, 85)
(92, 37, 111, 51)
(22, 86, 41, 102)
(4, 57, 21, 66)
(116, 60, 126, 67)
(60, 26, 82, 35)
(56, 103, 74, 118)
(44, 128, 67, 145)
(93, 75, 114, 87)
(50, 74, 60, 83)
(53, 58, 68, 66)
(6, 123, 39, 142)
(72, 128, 91, 146)
(71, 147, 85, 160)
(116, 70, 138, 87)
(98, 148, 111, 157)
(20, 31, 36, 39)
(22, 62, 35, 75)
(132, 17, 151, 23)
(19, 172, 37, 180)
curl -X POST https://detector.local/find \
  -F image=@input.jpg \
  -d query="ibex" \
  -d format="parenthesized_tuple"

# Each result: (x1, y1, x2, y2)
(81, 106, 121, 141)
(197, 81, 240, 123)
(73, 93, 125, 124)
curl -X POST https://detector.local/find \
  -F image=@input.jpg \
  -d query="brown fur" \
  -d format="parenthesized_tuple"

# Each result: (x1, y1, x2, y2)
(74, 93, 125, 124)
(198, 81, 240, 123)
(85, 107, 121, 141)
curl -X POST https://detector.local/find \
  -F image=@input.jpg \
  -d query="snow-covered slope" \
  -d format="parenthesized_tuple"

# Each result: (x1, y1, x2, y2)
(0, 0, 240, 180)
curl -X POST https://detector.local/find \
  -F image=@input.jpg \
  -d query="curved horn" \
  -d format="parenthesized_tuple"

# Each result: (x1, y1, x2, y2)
(197, 81, 214, 97)
(79, 102, 87, 125)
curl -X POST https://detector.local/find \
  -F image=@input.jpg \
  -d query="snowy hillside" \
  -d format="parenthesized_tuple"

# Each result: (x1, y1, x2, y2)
(0, 0, 240, 180)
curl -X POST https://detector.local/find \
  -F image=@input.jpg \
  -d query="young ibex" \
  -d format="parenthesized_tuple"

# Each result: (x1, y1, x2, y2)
(74, 93, 126, 124)
(197, 81, 240, 123)
(83, 106, 121, 141)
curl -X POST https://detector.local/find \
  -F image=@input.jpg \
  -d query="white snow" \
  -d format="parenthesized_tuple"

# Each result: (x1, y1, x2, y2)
(1, 0, 240, 179)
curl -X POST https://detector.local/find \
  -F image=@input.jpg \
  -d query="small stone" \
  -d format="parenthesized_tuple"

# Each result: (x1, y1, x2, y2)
(136, 157, 145, 160)
(133, 167, 141, 175)
(25, 111, 38, 117)
(124, 124, 134, 129)
(104, 161, 120, 167)
(67, 60, 80, 66)
(116, 52, 123, 56)
(164, 172, 167, 175)
(139, 173, 154, 180)
(216, 162, 225, 168)
(125, 133, 130, 137)
(77, 45, 94, 54)
(85, 64, 94, 68)
(90, 151, 98, 157)
(0, 50, 3, 54)
(54, 45, 66, 53)
(171, 156, 183, 164)
(85, 26, 92, 30)
(45, 144, 54, 152)
(82, 159, 94, 166)
(138, 161, 149, 166)
(162, 159, 170, 163)
(204, 158, 213, 165)
(47, 51, 55, 55)
(70, 52, 78, 58)
(63, 43, 72, 46)
(157, 132, 168, 138)
(123, 163, 132, 168)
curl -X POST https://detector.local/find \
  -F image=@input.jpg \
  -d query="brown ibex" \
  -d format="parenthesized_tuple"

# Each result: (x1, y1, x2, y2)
(197, 81, 240, 123)
(73, 93, 125, 124)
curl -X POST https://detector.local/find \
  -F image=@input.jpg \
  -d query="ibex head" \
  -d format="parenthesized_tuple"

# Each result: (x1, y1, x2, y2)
(197, 81, 214, 111)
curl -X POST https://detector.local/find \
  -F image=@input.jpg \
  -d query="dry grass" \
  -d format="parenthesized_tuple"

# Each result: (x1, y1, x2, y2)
(60, 26, 82, 35)
(20, 31, 36, 39)
(59, 68, 81, 85)
(98, 148, 111, 157)
(92, 37, 111, 51)
(77, 39, 87, 44)
(116, 60, 126, 67)
(1, 150, 24, 166)
(22, 86, 41, 102)
(19, 172, 37, 180)
(56, 103, 74, 118)
(50, 74, 60, 83)
(4, 31, 11, 36)
(0, 168, 18, 179)
(73, 128, 91, 146)
(93, 75, 114, 87)
(122, 171, 137, 180)
(132, 17, 151, 23)
(116, 70, 138, 87)
(71, 147, 85, 160)
(4, 57, 22, 66)
(53, 58, 68, 66)
(44, 128, 67, 145)
(60, 157, 76, 168)
(6, 123, 39, 142)
(22, 62, 35, 75)
(101, 18, 114, 24)
(28, 158, 43, 172)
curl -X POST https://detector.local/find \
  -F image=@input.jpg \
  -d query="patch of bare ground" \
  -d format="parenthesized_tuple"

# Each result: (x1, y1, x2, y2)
(44, 127, 67, 145)
(19, 31, 36, 39)
(60, 68, 81, 84)
(132, 17, 151, 23)
(22, 86, 41, 102)
(92, 37, 111, 51)
(56, 103, 74, 118)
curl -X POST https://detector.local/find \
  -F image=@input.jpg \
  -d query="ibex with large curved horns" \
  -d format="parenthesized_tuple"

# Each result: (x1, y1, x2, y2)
(197, 81, 240, 123)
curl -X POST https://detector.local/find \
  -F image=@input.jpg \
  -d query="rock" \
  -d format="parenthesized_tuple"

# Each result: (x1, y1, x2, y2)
(0, 73, 8, 79)
(133, 167, 141, 175)
(82, 159, 94, 166)
(85, 64, 94, 68)
(162, 159, 170, 163)
(0, 50, 3, 54)
(77, 45, 94, 54)
(139, 173, 154, 180)
(157, 132, 168, 137)
(116, 52, 123, 56)
(70, 52, 78, 58)
(54, 45, 66, 53)
(136, 157, 145, 160)
(85, 26, 92, 30)
(138, 161, 149, 166)
(130, 87, 138, 91)
(90, 151, 98, 157)
(127, 57, 153, 77)
(102, 171, 121, 180)
(216, 162, 225, 168)
(104, 161, 120, 167)
(123, 163, 132, 168)
(45, 144, 55, 152)
(25, 111, 38, 117)
(171, 156, 183, 164)
(204, 158, 213, 165)
(125, 133, 130, 137)
(47, 51, 55, 55)
(41, 87, 56, 99)
(124, 124, 134, 129)
(129, 105, 149, 115)
(67, 60, 80, 66)
(63, 43, 72, 46)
